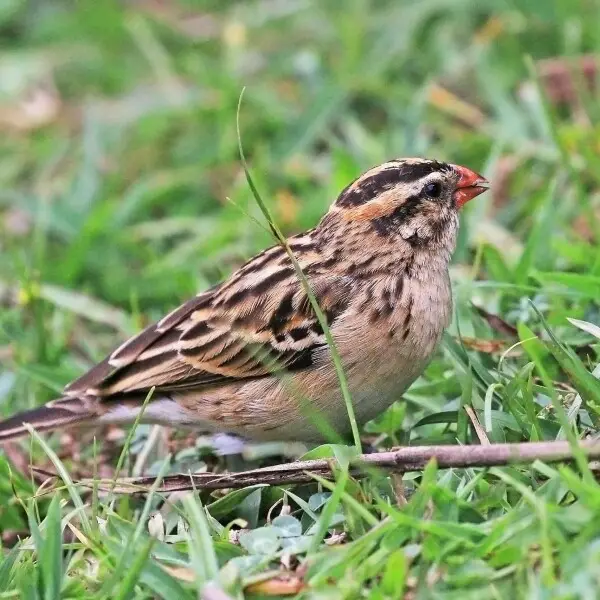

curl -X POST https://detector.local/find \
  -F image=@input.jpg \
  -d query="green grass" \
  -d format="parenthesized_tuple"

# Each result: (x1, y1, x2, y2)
(2, 0, 600, 597)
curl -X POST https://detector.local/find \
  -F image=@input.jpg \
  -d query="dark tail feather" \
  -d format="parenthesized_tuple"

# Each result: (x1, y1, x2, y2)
(0, 397, 93, 442)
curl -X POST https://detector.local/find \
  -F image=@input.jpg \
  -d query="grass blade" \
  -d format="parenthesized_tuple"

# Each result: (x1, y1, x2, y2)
(236, 89, 361, 451)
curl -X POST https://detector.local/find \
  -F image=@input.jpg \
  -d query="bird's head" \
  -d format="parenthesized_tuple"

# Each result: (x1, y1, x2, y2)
(320, 158, 488, 253)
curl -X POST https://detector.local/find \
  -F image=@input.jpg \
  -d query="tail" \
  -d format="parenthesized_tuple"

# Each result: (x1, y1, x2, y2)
(0, 397, 93, 442)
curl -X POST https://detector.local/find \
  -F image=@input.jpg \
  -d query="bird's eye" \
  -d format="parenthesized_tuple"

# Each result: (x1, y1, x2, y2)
(423, 181, 442, 198)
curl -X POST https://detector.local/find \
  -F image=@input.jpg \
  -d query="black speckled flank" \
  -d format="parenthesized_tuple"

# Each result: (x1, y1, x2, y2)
(335, 160, 452, 208)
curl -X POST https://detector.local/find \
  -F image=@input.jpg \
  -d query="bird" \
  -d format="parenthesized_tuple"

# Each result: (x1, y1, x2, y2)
(0, 158, 488, 444)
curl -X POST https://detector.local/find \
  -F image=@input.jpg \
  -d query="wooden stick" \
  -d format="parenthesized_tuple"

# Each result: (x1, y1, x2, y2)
(73, 439, 600, 493)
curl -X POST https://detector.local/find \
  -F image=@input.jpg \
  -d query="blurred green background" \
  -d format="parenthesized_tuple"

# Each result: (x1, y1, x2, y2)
(2, 1, 600, 596)
(2, 0, 599, 414)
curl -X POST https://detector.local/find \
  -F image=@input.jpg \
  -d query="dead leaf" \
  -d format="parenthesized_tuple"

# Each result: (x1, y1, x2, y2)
(474, 16, 505, 45)
(528, 55, 598, 106)
(472, 305, 518, 336)
(428, 83, 487, 128)
(459, 337, 509, 354)
(324, 531, 346, 545)
(464, 405, 490, 446)
(390, 473, 407, 506)
(276, 190, 299, 225)
(245, 573, 305, 596)
(160, 563, 196, 583)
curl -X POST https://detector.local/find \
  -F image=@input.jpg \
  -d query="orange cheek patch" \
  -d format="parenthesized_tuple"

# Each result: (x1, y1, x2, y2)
(340, 190, 403, 221)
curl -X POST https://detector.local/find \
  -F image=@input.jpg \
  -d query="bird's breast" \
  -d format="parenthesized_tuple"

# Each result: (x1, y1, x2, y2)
(330, 267, 453, 423)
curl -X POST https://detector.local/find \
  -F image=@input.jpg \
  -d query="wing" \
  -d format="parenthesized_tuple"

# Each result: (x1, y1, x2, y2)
(64, 242, 354, 399)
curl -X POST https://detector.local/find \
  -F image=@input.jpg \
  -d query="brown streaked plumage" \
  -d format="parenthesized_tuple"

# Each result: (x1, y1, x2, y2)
(0, 158, 488, 443)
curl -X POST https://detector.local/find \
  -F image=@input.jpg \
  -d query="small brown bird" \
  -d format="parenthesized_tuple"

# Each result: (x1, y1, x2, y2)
(0, 158, 488, 444)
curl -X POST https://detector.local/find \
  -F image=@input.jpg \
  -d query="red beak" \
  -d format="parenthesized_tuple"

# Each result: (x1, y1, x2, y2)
(451, 164, 489, 208)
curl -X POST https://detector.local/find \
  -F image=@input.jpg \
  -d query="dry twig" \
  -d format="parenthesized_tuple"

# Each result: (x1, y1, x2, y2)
(67, 440, 600, 493)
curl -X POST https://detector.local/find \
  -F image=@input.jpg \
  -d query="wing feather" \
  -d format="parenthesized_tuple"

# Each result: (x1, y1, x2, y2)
(63, 245, 354, 399)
